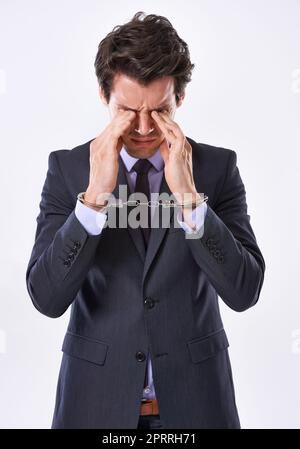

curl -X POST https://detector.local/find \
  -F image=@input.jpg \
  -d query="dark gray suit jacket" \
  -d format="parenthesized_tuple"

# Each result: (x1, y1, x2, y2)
(26, 136, 265, 429)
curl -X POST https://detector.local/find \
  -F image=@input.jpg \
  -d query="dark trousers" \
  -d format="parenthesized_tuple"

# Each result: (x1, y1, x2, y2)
(137, 414, 163, 429)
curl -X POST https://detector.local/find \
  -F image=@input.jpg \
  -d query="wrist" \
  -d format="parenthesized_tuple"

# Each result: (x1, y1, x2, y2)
(78, 191, 110, 212)
(85, 189, 111, 204)
(82, 203, 107, 213)
(174, 190, 202, 208)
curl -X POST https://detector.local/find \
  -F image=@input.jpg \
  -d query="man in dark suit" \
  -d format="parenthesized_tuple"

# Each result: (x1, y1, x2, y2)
(26, 11, 265, 429)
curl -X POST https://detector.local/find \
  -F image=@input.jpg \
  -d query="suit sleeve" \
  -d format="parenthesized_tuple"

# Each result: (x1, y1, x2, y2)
(25, 151, 106, 318)
(185, 150, 265, 312)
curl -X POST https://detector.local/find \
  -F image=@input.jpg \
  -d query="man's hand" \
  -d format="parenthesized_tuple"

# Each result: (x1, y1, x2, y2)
(151, 110, 200, 207)
(85, 110, 136, 208)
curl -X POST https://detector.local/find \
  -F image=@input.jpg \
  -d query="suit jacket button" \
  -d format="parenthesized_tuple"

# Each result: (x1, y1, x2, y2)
(63, 260, 71, 267)
(144, 297, 155, 309)
(136, 351, 146, 362)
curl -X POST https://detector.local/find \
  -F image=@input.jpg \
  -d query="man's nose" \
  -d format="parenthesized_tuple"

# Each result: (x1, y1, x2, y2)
(134, 112, 156, 135)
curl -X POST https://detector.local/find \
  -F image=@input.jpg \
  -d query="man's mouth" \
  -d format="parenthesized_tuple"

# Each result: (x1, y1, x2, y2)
(131, 137, 156, 143)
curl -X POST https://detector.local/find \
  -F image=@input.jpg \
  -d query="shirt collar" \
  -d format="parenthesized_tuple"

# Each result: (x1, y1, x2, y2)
(120, 145, 164, 173)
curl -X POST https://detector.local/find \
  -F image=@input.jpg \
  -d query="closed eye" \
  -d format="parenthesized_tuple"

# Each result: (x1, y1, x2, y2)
(117, 107, 168, 113)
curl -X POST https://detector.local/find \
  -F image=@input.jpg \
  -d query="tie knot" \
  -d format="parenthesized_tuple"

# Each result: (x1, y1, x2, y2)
(132, 158, 153, 175)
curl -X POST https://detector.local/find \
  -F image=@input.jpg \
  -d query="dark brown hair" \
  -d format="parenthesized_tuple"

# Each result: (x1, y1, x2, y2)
(94, 11, 195, 105)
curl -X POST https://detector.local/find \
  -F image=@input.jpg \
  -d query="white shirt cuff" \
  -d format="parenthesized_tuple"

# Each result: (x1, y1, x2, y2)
(75, 199, 108, 235)
(176, 201, 207, 236)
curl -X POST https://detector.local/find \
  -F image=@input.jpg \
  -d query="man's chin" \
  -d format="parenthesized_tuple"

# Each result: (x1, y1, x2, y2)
(123, 140, 160, 158)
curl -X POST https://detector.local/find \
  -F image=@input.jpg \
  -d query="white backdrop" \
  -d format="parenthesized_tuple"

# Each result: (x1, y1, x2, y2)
(0, 0, 299, 429)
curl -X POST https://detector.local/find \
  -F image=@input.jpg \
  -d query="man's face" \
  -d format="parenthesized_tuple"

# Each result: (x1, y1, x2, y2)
(99, 73, 184, 159)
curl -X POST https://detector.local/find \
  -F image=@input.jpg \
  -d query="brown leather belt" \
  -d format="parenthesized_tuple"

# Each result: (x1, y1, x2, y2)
(140, 399, 159, 416)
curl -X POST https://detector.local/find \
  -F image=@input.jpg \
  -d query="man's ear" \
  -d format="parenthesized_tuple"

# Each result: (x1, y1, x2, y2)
(176, 91, 185, 108)
(98, 86, 108, 106)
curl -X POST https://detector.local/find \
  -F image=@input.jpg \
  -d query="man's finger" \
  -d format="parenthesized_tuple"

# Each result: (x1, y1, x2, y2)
(152, 111, 182, 141)
(151, 111, 176, 142)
